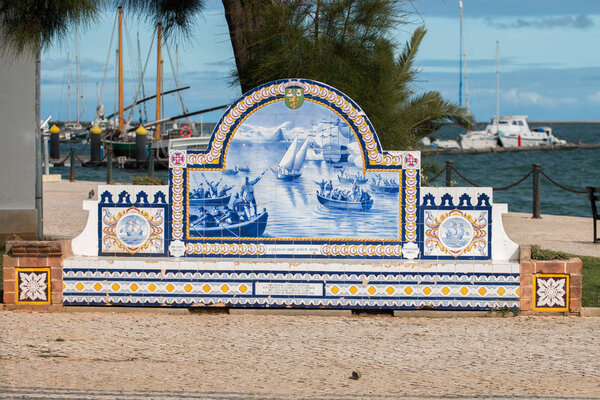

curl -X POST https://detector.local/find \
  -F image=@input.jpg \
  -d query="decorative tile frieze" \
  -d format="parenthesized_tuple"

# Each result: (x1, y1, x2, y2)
(63, 266, 519, 310)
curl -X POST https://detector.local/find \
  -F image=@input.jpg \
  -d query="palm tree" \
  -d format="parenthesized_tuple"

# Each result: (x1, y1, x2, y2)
(221, 0, 471, 149)
(0, 1, 204, 55)
(0, 0, 205, 239)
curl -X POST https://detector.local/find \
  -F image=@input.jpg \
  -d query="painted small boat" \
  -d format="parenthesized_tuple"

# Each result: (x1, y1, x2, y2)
(189, 211, 268, 238)
(316, 192, 373, 211)
(270, 166, 301, 180)
(223, 168, 239, 175)
(189, 194, 231, 207)
(338, 175, 367, 184)
(369, 183, 399, 194)
(238, 166, 250, 172)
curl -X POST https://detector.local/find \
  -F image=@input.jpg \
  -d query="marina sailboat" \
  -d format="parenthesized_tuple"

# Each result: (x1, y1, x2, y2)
(273, 135, 311, 179)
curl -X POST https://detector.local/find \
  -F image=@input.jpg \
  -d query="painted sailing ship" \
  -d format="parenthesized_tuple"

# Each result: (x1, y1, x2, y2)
(273, 136, 311, 179)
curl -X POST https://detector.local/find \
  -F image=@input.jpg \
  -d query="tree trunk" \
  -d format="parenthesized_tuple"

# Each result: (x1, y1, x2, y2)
(222, 0, 264, 94)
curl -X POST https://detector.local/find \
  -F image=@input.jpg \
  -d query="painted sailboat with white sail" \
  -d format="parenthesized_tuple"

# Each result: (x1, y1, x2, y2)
(273, 135, 311, 179)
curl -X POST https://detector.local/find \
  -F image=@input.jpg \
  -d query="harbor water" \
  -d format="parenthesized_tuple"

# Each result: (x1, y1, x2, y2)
(427, 122, 600, 217)
(50, 122, 600, 218)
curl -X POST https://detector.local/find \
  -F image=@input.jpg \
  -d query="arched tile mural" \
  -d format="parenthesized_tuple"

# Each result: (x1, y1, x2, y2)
(169, 79, 420, 259)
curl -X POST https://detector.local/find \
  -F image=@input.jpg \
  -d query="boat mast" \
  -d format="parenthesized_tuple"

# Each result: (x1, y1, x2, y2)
(458, 1, 462, 107)
(155, 23, 162, 141)
(75, 26, 80, 124)
(496, 41, 500, 131)
(67, 51, 71, 122)
(459, 0, 470, 114)
(136, 31, 149, 122)
(117, 6, 124, 133)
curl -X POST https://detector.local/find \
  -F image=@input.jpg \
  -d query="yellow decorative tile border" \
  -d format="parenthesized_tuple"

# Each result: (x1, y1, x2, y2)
(532, 273, 569, 312)
(15, 268, 51, 305)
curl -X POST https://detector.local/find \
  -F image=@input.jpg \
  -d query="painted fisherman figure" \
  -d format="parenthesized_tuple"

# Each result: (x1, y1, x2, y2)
(242, 170, 267, 217)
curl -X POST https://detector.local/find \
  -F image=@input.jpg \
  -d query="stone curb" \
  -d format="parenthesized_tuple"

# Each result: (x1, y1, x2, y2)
(1, 304, 589, 317)
(583, 307, 600, 317)
(0, 304, 519, 317)
(392, 310, 502, 318)
(228, 308, 352, 316)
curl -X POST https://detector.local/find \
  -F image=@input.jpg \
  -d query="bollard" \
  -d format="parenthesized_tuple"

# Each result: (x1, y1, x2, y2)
(149, 150, 155, 179)
(445, 160, 454, 187)
(42, 131, 50, 175)
(90, 125, 102, 162)
(107, 147, 113, 184)
(532, 163, 541, 219)
(49, 124, 60, 159)
(135, 125, 148, 168)
(69, 146, 76, 182)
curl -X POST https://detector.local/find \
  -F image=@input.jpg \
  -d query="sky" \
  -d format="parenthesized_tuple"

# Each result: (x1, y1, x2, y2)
(40, 0, 600, 123)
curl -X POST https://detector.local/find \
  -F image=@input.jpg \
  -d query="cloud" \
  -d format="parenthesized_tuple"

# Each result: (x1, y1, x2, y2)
(417, 58, 514, 68)
(588, 91, 600, 103)
(487, 15, 594, 30)
(414, 1, 600, 18)
(504, 88, 577, 107)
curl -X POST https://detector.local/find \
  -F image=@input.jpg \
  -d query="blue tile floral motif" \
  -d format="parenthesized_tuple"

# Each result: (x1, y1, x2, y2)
(419, 188, 492, 259)
(98, 186, 169, 256)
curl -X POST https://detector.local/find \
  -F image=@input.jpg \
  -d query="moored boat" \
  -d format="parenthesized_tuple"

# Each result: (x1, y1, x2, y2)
(459, 130, 498, 149)
(493, 116, 566, 147)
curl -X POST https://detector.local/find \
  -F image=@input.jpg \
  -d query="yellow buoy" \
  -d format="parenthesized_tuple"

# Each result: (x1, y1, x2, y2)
(90, 125, 102, 134)
(135, 125, 148, 135)
(49, 124, 60, 134)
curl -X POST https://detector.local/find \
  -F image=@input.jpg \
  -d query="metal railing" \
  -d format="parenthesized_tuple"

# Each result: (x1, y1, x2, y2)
(428, 160, 588, 218)
(53, 146, 157, 184)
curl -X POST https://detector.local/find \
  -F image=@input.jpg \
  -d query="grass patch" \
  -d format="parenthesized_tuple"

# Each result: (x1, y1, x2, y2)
(132, 175, 164, 185)
(581, 255, 600, 307)
(531, 246, 571, 260)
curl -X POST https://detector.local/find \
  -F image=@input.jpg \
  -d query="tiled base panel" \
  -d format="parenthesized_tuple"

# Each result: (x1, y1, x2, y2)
(63, 258, 519, 310)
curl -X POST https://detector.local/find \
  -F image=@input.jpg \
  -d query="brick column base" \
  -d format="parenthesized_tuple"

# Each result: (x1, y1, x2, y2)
(520, 247, 582, 315)
(2, 240, 68, 309)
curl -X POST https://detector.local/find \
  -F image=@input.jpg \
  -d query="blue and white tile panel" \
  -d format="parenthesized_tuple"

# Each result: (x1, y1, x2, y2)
(62, 259, 519, 309)
(96, 185, 169, 257)
(420, 187, 493, 260)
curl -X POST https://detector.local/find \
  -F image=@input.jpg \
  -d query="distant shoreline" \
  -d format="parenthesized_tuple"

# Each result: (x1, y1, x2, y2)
(476, 120, 600, 124)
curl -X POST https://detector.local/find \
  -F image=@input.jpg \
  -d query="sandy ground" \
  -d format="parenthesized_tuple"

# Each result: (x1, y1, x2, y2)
(0, 312, 599, 399)
(42, 180, 600, 257)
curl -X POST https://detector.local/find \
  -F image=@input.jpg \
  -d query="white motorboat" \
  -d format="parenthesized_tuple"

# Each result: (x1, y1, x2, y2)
(432, 139, 461, 149)
(459, 129, 497, 149)
(492, 116, 565, 147)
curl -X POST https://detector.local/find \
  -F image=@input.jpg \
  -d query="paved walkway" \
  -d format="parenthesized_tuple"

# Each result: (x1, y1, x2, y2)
(42, 180, 600, 257)
(0, 312, 599, 399)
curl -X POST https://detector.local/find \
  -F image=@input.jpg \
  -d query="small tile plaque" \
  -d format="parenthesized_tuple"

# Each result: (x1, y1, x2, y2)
(533, 274, 569, 312)
(16, 268, 51, 304)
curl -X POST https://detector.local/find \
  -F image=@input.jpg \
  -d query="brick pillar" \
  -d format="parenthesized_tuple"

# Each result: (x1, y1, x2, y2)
(519, 246, 582, 315)
(2, 241, 66, 309)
